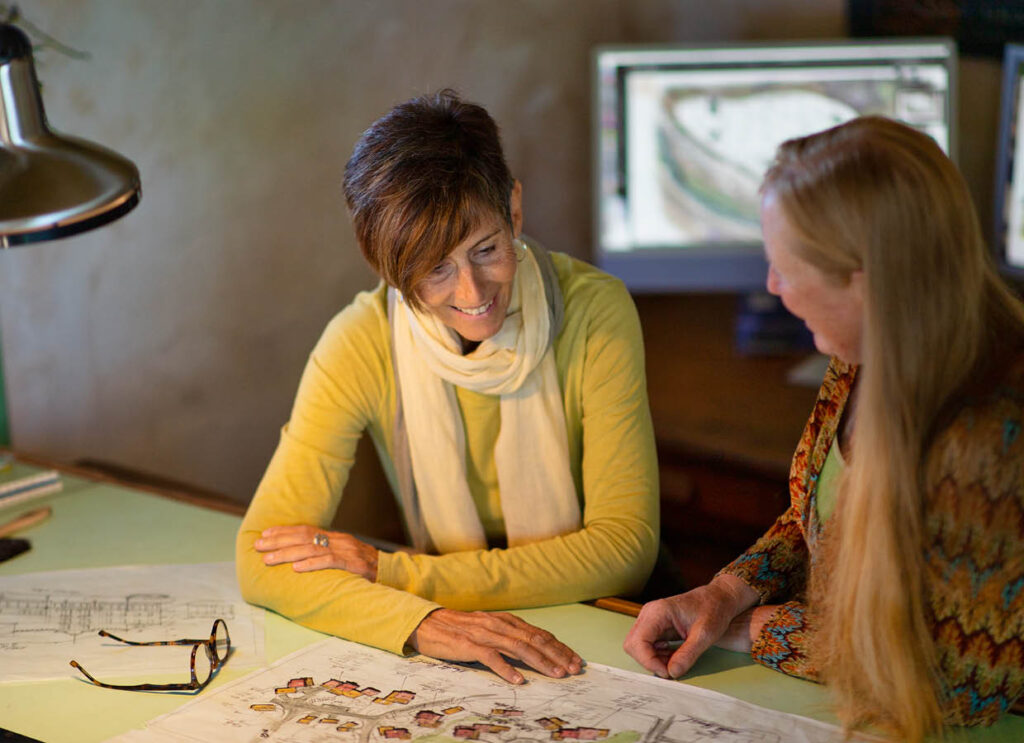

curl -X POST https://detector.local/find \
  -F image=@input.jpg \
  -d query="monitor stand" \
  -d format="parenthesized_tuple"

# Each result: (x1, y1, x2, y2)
(733, 292, 813, 355)
(733, 292, 826, 388)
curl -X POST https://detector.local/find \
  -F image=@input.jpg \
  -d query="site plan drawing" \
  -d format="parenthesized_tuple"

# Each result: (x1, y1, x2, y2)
(112, 636, 852, 743)
(0, 562, 264, 682)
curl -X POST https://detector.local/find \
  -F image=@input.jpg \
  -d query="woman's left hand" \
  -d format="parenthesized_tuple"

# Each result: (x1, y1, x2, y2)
(254, 525, 379, 581)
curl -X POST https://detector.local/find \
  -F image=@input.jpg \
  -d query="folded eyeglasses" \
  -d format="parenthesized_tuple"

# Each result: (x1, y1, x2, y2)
(70, 618, 230, 692)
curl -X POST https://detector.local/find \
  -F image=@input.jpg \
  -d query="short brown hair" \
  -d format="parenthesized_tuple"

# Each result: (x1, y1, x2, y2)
(343, 89, 514, 310)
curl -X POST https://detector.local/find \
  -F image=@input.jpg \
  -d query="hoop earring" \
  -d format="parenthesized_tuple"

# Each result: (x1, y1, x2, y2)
(514, 237, 527, 261)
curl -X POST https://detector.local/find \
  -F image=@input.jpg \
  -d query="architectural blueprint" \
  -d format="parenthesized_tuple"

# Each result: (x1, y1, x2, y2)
(0, 562, 264, 682)
(111, 636, 856, 743)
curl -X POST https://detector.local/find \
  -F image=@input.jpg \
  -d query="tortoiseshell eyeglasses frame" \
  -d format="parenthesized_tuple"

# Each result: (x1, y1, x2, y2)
(70, 617, 230, 692)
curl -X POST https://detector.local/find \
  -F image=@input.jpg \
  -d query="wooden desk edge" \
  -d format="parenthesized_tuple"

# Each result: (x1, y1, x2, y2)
(5, 449, 247, 517)
(1, 451, 422, 552)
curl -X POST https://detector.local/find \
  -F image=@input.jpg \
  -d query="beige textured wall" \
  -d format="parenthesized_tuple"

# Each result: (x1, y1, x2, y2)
(16, 0, 988, 504)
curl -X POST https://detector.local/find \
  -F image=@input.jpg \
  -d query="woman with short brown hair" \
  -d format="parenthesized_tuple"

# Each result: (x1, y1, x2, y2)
(237, 90, 659, 682)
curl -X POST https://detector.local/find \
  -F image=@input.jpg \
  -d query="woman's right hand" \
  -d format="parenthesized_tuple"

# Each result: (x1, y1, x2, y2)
(408, 608, 583, 684)
(623, 574, 759, 679)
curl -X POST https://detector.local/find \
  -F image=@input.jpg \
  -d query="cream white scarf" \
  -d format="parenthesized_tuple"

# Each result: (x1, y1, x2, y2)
(388, 240, 580, 553)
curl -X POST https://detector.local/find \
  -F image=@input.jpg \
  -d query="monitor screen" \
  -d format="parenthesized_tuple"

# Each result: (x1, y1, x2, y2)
(994, 43, 1024, 280)
(593, 39, 957, 292)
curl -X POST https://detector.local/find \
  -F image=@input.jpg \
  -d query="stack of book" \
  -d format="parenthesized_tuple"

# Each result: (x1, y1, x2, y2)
(0, 468, 62, 510)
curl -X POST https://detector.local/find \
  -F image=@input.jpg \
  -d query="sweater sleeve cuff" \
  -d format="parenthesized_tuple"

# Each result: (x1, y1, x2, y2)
(750, 601, 819, 682)
(392, 603, 440, 656)
(373, 554, 439, 655)
(716, 561, 775, 606)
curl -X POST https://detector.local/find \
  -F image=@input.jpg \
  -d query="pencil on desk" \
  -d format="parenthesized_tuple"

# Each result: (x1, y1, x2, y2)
(591, 596, 642, 617)
(0, 505, 52, 538)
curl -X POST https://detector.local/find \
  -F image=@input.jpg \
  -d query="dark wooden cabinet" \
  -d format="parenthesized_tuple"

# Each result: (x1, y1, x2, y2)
(635, 294, 820, 589)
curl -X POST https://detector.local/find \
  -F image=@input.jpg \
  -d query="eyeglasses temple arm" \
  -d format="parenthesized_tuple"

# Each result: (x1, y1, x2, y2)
(98, 630, 206, 646)
(69, 660, 202, 691)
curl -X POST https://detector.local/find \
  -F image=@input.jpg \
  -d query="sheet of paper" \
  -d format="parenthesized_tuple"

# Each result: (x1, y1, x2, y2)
(0, 562, 264, 682)
(113, 636, 861, 743)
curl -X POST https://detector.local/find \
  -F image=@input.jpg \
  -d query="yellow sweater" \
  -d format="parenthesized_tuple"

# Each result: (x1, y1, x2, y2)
(235, 253, 659, 653)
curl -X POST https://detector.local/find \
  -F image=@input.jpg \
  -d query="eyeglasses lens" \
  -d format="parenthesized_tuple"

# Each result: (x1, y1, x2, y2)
(213, 619, 230, 663)
(193, 642, 213, 686)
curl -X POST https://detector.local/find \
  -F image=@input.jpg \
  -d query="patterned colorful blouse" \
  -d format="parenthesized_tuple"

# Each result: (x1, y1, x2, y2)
(719, 356, 1024, 726)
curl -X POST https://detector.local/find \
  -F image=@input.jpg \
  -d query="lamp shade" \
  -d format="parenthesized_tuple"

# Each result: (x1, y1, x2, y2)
(0, 23, 140, 248)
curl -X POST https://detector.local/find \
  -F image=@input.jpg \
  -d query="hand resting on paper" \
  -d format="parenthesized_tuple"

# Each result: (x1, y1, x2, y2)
(623, 574, 774, 679)
(254, 524, 583, 685)
(255, 525, 379, 581)
(409, 608, 583, 685)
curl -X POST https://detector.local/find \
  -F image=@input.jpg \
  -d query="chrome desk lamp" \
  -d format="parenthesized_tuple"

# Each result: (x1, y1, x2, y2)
(0, 21, 140, 247)
(0, 20, 141, 446)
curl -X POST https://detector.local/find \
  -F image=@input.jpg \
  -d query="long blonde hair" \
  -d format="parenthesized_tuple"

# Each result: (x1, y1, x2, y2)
(762, 116, 1024, 740)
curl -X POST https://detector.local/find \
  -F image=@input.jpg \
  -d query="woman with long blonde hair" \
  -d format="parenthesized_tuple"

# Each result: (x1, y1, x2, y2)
(625, 116, 1024, 740)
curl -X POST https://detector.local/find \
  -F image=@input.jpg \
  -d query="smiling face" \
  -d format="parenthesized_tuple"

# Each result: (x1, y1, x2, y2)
(761, 190, 865, 364)
(413, 183, 523, 349)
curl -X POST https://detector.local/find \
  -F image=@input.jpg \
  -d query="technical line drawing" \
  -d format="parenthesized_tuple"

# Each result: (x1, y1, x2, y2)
(0, 562, 264, 682)
(0, 591, 236, 639)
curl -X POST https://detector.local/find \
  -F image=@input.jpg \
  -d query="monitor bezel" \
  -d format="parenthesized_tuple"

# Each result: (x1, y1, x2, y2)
(591, 37, 959, 293)
(993, 43, 1024, 281)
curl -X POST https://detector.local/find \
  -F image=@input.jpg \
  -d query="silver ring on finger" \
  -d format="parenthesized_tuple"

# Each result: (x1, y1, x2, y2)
(313, 532, 330, 549)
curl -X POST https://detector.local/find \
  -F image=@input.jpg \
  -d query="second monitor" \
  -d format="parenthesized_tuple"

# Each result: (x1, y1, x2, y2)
(593, 38, 958, 293)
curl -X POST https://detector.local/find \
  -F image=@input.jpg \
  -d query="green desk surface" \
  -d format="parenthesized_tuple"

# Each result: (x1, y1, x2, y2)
(0, 466, 1021, 743)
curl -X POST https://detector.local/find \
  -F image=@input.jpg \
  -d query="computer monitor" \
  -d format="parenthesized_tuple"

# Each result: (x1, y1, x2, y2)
(593, 38, 958, 293)
(993, 43, 1024, 281)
